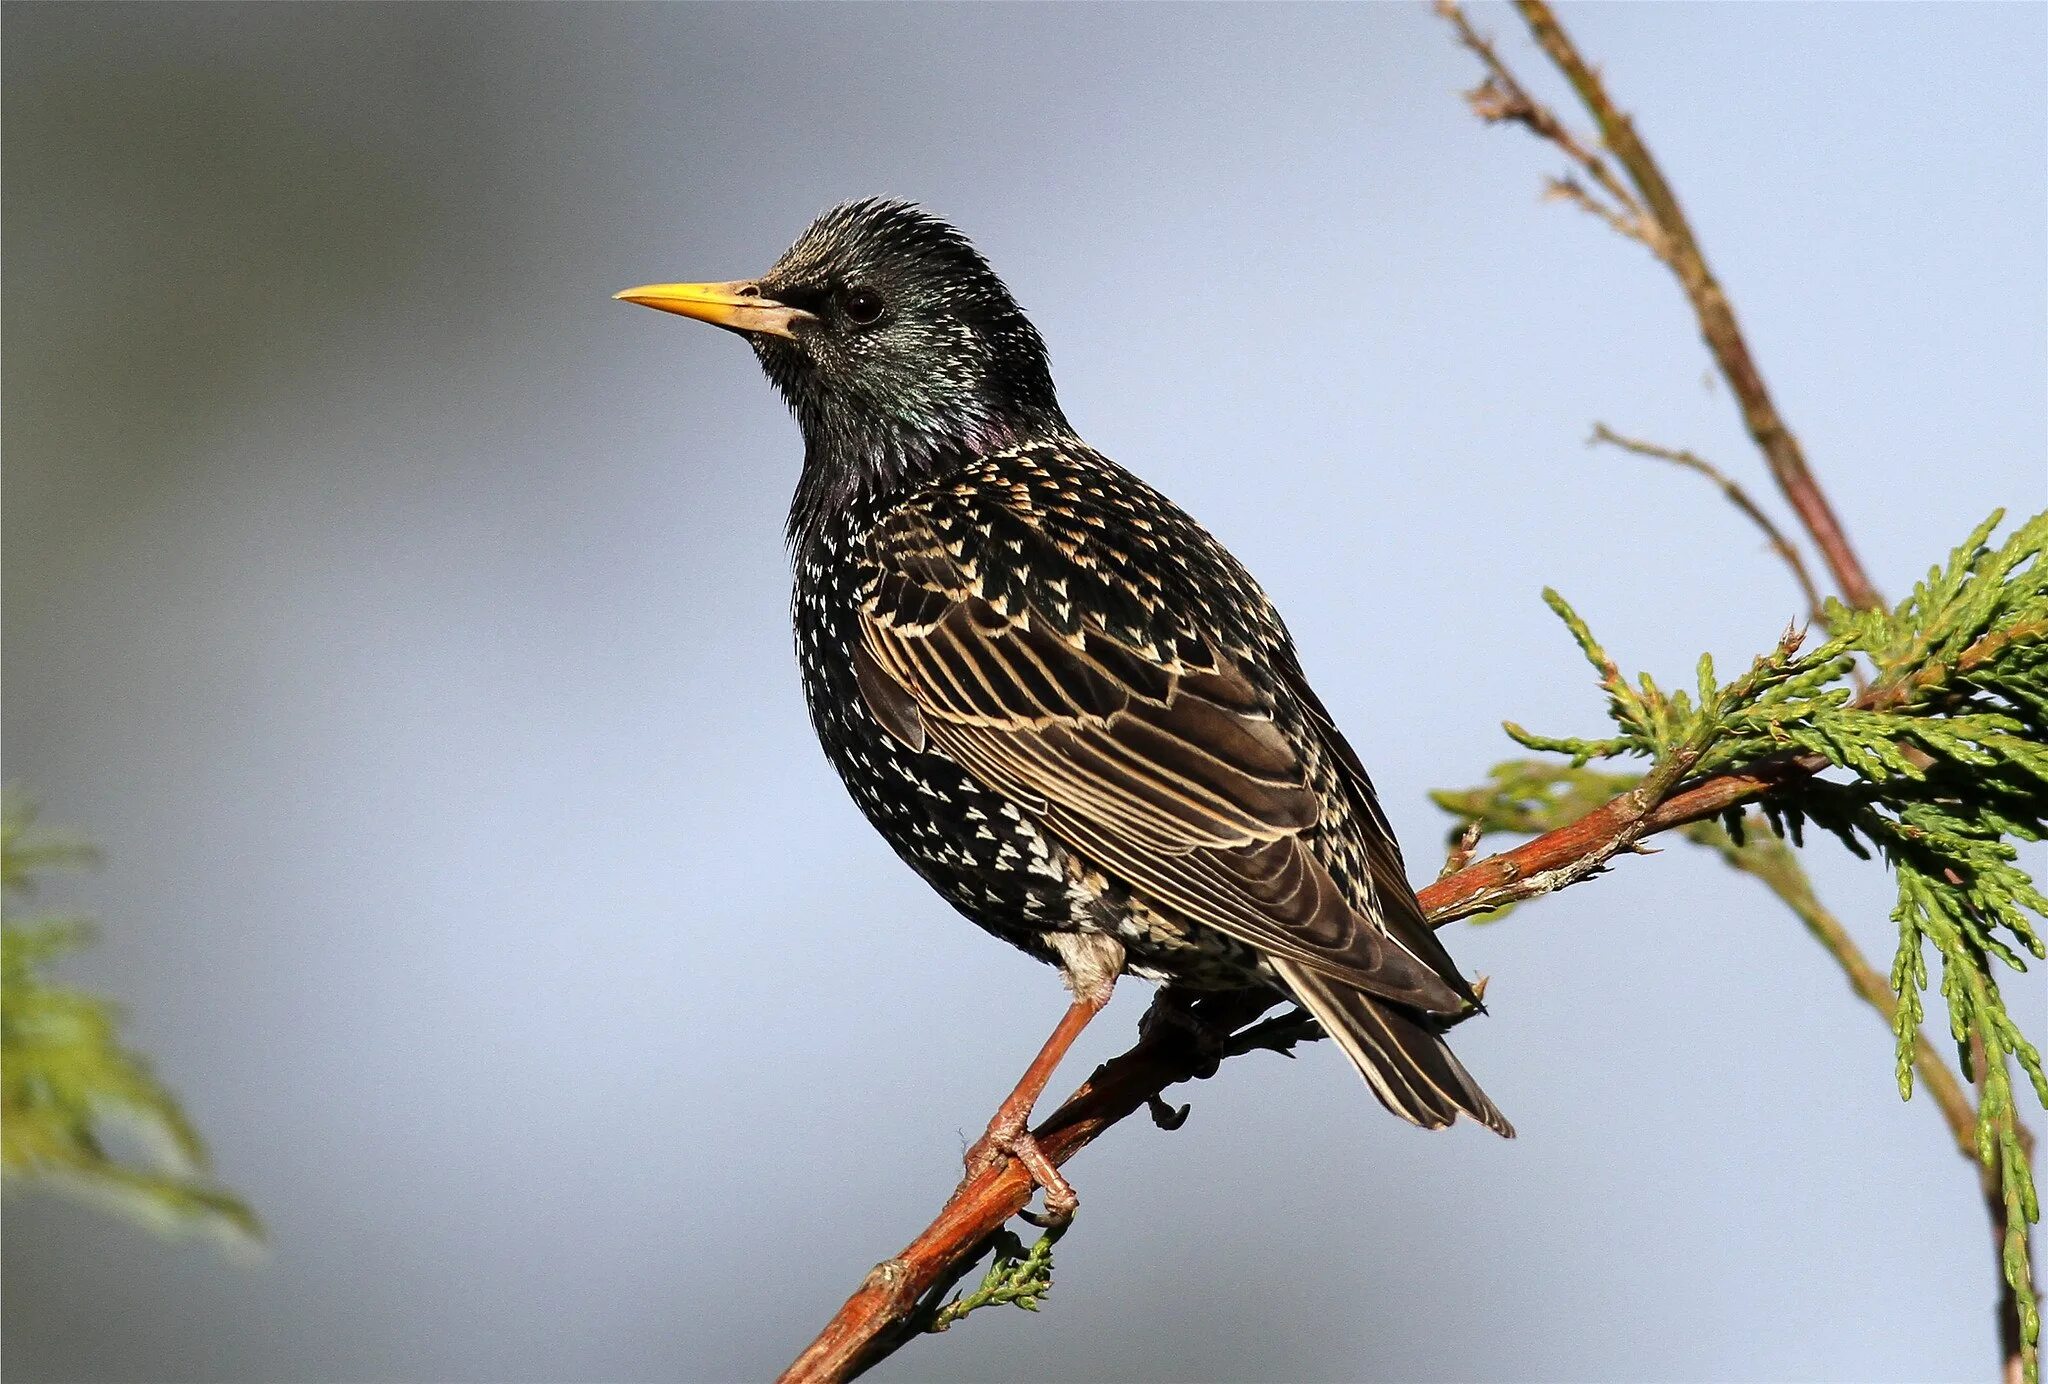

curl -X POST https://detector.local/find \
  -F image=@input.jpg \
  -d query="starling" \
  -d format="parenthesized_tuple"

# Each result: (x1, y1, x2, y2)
(618, 199, 1511, 1213)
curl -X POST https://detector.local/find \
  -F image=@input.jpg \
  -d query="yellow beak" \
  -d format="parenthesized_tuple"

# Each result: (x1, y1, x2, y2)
(611, 279, 811, 339)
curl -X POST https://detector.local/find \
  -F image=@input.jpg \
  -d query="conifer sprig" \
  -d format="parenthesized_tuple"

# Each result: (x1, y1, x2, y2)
(0, 794, 259, 1243)
(1436, 511, 2048, 1378)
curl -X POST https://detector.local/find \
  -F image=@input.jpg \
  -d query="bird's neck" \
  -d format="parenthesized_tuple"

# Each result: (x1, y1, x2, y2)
(784, 402, 1070, 557)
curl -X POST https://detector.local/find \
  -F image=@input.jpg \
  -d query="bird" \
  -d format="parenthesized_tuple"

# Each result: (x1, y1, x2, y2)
(617, 199, 1511, 1215)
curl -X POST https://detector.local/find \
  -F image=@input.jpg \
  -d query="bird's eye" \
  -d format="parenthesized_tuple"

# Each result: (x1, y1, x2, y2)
(842, 286, 886, 325)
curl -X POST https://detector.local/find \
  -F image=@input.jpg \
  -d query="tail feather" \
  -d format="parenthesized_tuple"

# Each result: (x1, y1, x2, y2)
(1272, 958, 1514, 1138)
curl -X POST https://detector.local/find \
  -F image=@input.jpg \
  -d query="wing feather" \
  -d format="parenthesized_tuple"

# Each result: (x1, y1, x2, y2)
(854, 511, 1472, 1014)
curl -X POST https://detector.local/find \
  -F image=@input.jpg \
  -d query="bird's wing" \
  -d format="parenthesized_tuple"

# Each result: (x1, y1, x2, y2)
(1282, 662, 1478, 1006)
(851, 501, 1471, 1014)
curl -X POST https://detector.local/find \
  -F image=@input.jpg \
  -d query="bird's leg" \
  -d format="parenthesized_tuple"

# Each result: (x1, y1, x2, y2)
(960, 973, 1115, 1223)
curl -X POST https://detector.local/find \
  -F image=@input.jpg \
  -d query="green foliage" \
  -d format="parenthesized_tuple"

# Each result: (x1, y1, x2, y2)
(1436, 512, 2048, 1377)
(1, 794, 259, 1242)
(1430, 760, 1644, 838)
(922, 1222, 1065, 1333)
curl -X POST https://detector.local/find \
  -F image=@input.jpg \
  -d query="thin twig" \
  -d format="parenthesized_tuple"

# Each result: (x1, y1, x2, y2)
(1438, 820, 1485, 880)
(1438, 0, 1884, 613)
(1511, 0, 1883, 612)
(1541, 175, 1651, 247)
(1590, 423, 1827, 627)
(1435, 1, 1659, 252)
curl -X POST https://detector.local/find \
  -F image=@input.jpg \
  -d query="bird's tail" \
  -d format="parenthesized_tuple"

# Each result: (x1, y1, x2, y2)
(1271, 958, 1514, 1138)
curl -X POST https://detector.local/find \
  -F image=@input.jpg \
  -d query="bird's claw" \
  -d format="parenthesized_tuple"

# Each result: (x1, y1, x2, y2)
(1147, 1094, 1192, 1130)
(1017, 1199, 1072, 1229)
(961, 1120, 1078, 1224)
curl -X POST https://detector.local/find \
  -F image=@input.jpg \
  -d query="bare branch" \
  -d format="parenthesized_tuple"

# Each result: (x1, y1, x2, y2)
(1590, 422, 1827, 627)
(1435, 1, 1659, 252)
(1503, 0, 1884, 613)
(1437, 0, 1884, 612)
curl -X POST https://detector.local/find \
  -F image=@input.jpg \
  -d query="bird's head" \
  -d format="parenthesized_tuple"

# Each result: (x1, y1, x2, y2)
(617, 199, 1068, 545)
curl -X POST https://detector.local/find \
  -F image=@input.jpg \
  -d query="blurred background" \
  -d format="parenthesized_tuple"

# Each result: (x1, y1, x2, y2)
(4, 3, 2043, 1381)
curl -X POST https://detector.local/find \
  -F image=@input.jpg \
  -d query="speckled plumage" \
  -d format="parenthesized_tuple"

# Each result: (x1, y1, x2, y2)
(797, 439, 1281, 990)
(628, 199, 1510, 1138)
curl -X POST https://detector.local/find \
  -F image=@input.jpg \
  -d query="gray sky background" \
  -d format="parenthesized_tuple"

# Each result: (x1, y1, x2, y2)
(4, 3, 2044, 1381)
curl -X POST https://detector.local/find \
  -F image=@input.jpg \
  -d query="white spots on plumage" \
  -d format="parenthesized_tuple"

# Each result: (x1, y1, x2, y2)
(791, 433, 1326, 988)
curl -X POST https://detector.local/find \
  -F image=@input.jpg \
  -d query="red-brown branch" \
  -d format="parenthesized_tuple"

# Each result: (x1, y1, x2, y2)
(775, 989, 1276, 1383)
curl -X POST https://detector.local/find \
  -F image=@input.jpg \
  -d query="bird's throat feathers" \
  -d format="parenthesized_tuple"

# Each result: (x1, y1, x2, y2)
(781, 378, 1066, 556)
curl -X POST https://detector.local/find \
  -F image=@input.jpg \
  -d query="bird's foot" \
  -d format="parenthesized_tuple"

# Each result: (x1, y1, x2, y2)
(1136, 987, 1235, 1078)
(961, 1117, 1078, 1225)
